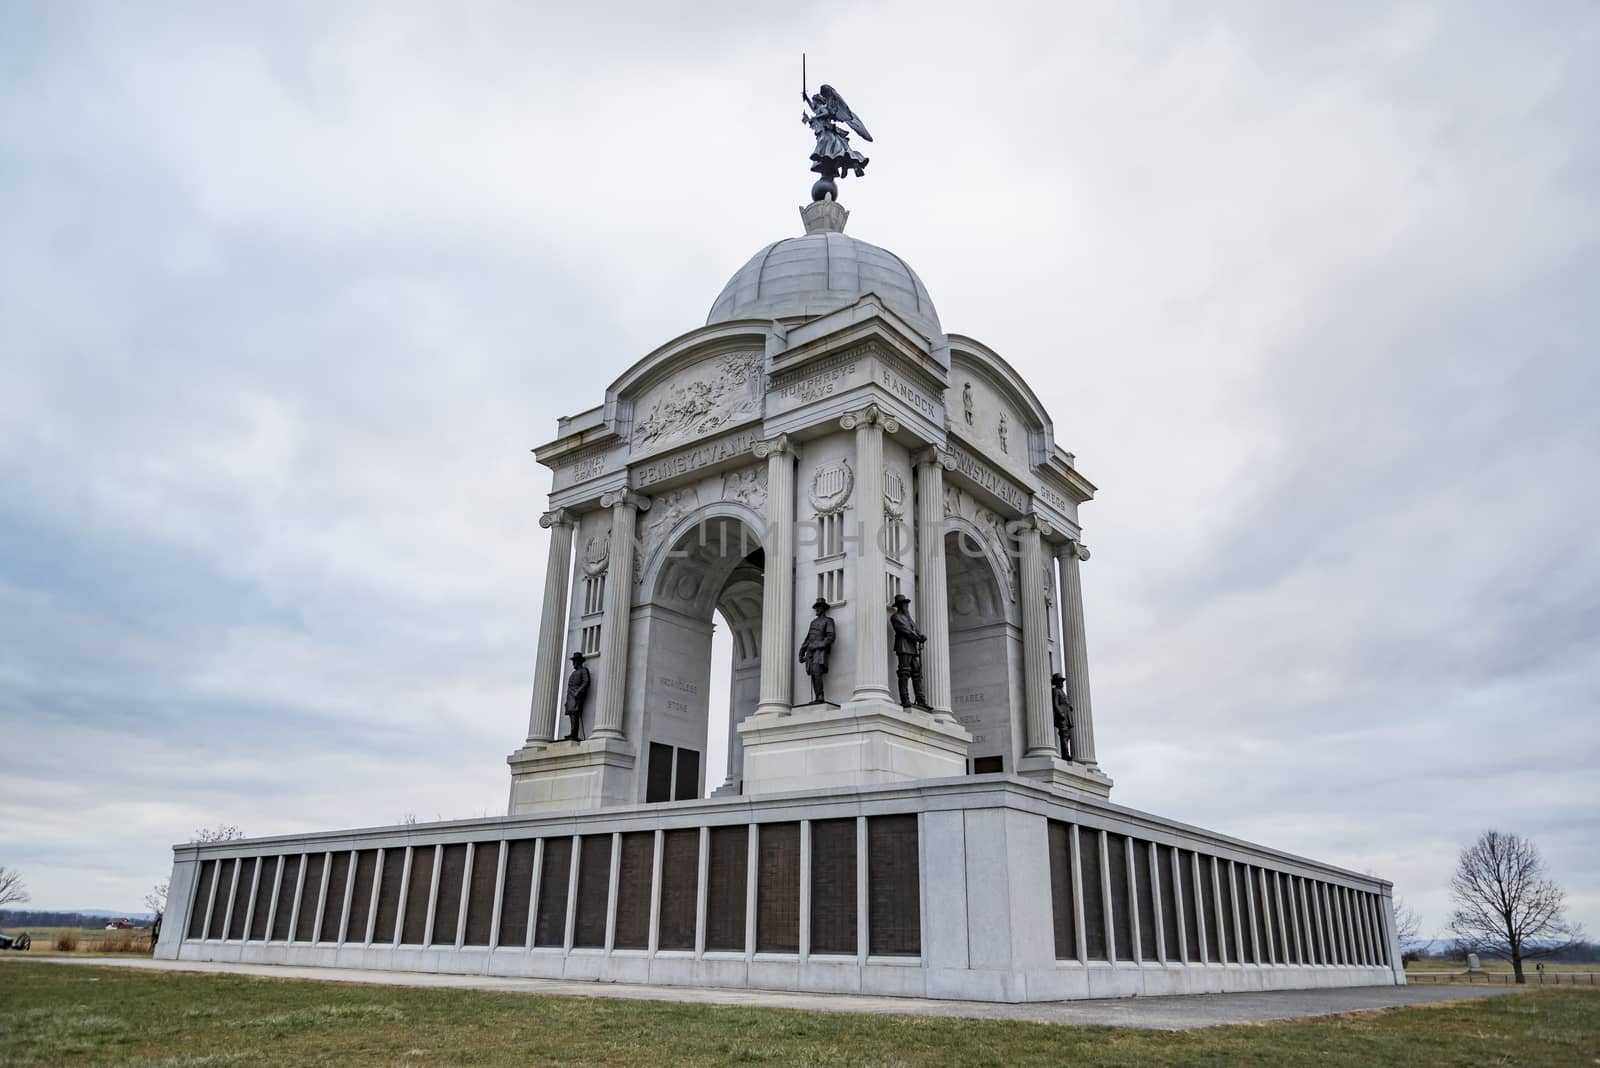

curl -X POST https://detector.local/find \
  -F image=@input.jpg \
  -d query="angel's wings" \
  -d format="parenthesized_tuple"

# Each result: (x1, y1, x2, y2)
(818, 84, 873, 142)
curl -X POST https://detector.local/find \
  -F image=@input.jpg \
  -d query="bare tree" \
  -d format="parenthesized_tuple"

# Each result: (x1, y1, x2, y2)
(191, 825, 245, 844)
(144, 881, 168, 920)
(1393, 896, 1423, 952)
(0, 866, 29, 908)
(1448, 829, 1584, 983)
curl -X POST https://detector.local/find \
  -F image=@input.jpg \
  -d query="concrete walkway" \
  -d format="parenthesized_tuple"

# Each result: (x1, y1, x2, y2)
(15, 957, 1524, 1031)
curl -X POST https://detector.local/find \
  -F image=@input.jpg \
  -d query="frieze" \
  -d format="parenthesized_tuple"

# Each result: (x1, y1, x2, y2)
(946, 444, 1028, 512)
(630, 430, 760, 489)
(631, 351, 763, 454)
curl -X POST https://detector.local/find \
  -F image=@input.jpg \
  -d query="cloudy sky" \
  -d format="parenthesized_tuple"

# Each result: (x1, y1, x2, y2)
(2, 3, 1594, 940)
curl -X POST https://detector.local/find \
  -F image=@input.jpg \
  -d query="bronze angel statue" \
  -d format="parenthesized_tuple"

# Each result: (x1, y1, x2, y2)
(802, 83, 873, 202)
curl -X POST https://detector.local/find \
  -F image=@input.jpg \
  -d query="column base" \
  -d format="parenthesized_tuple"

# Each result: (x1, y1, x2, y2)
(507, 737, 637, 815)
(1014, 754, 1114, 800)
(737, 698, 972, 796)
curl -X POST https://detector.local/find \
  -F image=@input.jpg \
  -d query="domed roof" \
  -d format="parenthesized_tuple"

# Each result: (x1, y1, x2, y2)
(706, 225, 941, 338)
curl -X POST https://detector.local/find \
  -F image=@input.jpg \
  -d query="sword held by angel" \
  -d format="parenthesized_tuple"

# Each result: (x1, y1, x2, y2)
(801, 79, 873, 202)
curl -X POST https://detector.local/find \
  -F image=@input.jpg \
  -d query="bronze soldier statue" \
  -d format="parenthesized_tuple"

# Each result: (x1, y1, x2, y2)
(563, 651, 590, 742)
(890, 593, 929, 709)
(798, 597, 836, 703)
(1051, 671, 1073, 760)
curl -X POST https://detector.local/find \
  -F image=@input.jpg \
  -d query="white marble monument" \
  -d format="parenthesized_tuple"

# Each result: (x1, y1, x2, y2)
(156, 181, 1402, 1004)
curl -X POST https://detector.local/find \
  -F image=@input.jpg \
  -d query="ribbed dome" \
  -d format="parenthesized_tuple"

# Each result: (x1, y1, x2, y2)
(707, 230, 941, 338)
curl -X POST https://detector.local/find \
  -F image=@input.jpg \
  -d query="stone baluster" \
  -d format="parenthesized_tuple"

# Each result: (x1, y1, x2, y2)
(1019, 517, 1055, 756)
(524, 509, 576, 745)
(914, 448, 956, 718)
(754, 435, 797, 715)
(593, 488, 650, 740)
(1055, 540, 1097, 765)
(841, 405, 898, 703)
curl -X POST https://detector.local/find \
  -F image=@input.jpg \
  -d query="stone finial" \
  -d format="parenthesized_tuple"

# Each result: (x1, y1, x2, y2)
(800, 199, 849, 235)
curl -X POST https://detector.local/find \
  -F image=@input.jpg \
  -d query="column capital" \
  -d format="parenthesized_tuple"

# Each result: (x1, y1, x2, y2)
(1055, 538, 1090, 562)
(752, 433, 797, 459)
(840, 403, 900, 434)
(1018, 514, 1054, 538)
(599, 488, 651, 511)
(912, 446, 957, 471)
(538, 508, 575, 529)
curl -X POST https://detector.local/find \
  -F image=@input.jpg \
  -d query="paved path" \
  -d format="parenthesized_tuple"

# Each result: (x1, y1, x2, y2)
(15, 957, 1525, 1031)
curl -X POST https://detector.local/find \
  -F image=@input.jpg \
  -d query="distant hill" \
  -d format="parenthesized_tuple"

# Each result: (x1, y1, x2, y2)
(0, 909, 154, 928)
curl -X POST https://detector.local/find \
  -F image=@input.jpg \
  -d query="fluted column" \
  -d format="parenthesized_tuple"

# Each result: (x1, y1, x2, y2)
(842, 404, 898, 702)
(1020, 518, 1055, 756)
(914, 449, 956, 717)
(593, 488, 650, 740)
(754, 435, 797, 715)
(525, 509, 576, 745)
(1055, 540, 1097, 765)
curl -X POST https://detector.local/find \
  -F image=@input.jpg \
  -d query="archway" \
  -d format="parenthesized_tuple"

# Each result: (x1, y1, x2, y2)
(629, 510, 763, 803)
(944, 528, 1022, 773)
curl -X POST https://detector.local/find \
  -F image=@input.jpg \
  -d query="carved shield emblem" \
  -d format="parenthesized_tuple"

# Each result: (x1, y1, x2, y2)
(808, 458, 854, 515)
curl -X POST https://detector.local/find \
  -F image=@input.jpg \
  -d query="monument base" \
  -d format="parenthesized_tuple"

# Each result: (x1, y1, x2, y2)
(1015, 754, 1114, 799)
(507, 737, 636, 814)
(158, 776, 1403, 1003)
(737, 698, 971, 795)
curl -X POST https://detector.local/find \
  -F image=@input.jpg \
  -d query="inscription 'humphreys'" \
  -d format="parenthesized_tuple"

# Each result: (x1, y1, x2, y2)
(947, 444, 1027, 512)
(631, 431, 759, 488)
(773, 352, 859, 403)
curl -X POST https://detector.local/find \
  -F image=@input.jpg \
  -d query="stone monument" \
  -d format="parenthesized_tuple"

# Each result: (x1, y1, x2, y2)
(155, 80, 1403, 1003)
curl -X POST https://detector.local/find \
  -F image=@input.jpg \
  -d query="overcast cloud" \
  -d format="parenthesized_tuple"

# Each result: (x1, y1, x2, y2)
(1, 2, 1595, 940)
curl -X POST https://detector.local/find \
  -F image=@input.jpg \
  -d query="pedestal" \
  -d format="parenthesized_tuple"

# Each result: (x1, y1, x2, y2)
(506, 737, 637, 814)
(1014, 754, 1114, 800)
(737, 699, 971, 795)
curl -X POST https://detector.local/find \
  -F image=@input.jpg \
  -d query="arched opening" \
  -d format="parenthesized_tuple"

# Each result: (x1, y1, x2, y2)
(944, 529, 1021, 773)
(630, 511, 763, 803)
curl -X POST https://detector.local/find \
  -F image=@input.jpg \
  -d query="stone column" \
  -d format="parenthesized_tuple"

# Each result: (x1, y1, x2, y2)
(914, 449, 956, 718)
(593, 488, 650, 740)
(525, 508, 575, 745)
(1020, 518, 1055, 757)
(754, 435, 797, 715)
(1055, 540, 1097, 765)
(842, 404, 898, 703)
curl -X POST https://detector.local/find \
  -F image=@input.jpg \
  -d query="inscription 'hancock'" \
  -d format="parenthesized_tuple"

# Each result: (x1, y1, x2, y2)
(878, 365, 938, 422)
(631, 431, 758, 488)
(947, 444, 1027, 512)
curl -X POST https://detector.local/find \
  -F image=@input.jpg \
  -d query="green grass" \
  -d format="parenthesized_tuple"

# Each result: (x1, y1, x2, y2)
(0, 961, 1595, 1067)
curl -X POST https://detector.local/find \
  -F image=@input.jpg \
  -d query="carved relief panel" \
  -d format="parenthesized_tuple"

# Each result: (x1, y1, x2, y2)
(630, 351, 764, 456)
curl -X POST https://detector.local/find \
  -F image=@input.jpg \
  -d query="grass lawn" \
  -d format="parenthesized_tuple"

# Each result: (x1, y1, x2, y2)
(0, 961, 1595, 1067)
